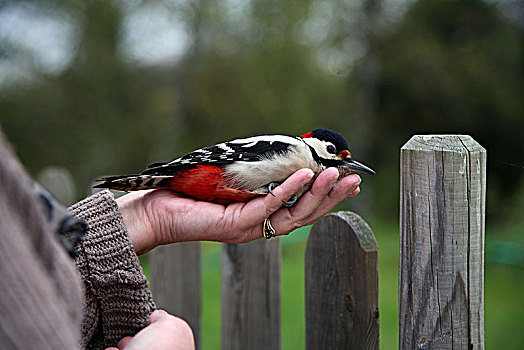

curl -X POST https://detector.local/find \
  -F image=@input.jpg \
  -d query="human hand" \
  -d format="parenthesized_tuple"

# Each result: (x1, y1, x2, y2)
(117, 168, 361, 255)
(105, 310, 194, 350)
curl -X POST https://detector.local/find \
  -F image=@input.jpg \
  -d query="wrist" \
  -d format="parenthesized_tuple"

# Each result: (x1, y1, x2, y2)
(116, 191, 159, 255)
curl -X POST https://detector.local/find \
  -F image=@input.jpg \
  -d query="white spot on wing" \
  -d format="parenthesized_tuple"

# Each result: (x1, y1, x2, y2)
(217, 143, 235, 153)
(242, 141, 259, 148)
(229, 135, 302, 146)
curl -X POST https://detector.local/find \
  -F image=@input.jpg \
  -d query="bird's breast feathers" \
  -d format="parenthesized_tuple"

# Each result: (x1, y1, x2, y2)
(223, 143, 321, 190)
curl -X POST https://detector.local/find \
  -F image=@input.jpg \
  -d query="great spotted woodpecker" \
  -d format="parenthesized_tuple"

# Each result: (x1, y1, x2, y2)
(94, 129, 375, 206)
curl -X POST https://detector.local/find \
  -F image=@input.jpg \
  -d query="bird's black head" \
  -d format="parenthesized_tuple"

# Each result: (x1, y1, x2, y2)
(300, 128, 375, 175)
(309, 129, 350, 154)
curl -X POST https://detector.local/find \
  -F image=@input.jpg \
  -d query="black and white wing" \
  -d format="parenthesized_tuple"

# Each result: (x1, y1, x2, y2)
(141, 134, 303, 175)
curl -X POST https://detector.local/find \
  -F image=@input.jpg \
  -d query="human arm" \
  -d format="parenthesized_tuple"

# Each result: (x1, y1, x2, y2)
(117, 167, 361, 255)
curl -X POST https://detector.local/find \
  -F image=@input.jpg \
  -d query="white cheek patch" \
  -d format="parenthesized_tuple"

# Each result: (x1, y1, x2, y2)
(302, 138, 338, 160)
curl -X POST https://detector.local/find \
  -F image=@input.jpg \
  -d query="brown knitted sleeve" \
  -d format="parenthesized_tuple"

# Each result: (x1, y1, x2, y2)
(69, 190, 155, 349)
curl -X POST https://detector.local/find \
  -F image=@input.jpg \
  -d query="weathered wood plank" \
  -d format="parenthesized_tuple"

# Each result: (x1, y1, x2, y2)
(221, 238, 281, 350)
(150, 242, 202, 349)
(399, 135, 486, 350)
(305, 211, 379, 350)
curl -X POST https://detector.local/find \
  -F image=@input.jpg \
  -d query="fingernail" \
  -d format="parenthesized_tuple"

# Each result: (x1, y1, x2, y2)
(329, 174, 339, 187)
(351, 177, 361, 191)
(303, 170, 314, 183)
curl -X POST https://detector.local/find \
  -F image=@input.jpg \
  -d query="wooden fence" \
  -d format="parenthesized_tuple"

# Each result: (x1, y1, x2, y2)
(147, 134, 486, 350)
(150, 211, 378, 350)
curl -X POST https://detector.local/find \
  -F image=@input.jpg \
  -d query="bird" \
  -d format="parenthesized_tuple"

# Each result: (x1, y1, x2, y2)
(94, 129, 375, 207)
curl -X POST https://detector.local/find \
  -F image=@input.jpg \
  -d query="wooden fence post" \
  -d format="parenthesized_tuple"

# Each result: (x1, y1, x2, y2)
(221, 238, 281, 350)
(305, 211, 379, 350)
(150, 242, 202, 349)
(399, 135, 486, 349)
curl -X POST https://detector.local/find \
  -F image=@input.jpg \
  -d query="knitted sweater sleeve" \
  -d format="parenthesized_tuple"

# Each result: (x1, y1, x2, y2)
(69, 190, 156, 349)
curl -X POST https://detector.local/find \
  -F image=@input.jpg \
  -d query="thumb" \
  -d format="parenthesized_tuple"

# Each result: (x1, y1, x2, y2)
(148, 309, 170, 324)
(116, 336, 133, 349)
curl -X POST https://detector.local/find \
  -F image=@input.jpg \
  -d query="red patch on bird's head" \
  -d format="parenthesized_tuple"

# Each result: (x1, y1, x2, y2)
(338, 149, 351, 159)
(300, 132, 313, 138)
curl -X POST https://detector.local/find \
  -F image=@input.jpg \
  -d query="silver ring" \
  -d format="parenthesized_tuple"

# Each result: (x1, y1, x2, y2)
(263, 217, 276, 239)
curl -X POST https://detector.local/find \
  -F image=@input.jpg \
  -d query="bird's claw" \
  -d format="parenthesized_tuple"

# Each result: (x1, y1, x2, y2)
(267, 182, 279, 197)
(267, 182, 298, 207)
(281, 194, 298, 207)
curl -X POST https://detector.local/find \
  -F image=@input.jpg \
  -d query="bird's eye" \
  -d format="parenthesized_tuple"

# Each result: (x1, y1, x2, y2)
(327, 145, 336, 154)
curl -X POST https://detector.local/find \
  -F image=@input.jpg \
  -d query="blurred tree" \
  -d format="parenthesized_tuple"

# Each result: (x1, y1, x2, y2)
(0, 0, 180, 193)
(350, 0, 524, 220)
(175, 0, 350, 148)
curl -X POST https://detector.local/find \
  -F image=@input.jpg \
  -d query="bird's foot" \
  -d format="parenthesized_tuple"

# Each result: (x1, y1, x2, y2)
(281, 194, 298, 207)
(267, 182, 298, 207)
(267, 182, 280, 197)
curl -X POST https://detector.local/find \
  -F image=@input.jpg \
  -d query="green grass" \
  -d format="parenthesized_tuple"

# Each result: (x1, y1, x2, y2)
(201, 243, 222, 349)
(484, 220, 524, 349)
(145, 217, 524, 349)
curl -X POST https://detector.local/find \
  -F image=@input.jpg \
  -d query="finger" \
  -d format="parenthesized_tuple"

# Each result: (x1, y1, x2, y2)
(271, 174, 361, 235)
(308, 168, 339, 197)
(328, 174, 361, 202)
(287, 168, 339, 219)
(149, 309, 169, 324)
(242, 168, 314, 222)
(348, 186, 361, 198)
(116, 336, 133, 349)
(312, 175, 361, 217)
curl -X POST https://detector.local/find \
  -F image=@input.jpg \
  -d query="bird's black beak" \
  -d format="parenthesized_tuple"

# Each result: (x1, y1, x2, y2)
(342, 158, 376, 175)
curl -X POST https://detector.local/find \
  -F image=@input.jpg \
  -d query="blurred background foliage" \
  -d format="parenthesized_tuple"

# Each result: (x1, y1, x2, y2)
(0, 0, 523, 348)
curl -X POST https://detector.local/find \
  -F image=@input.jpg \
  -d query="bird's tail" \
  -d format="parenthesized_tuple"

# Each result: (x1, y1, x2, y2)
(93, 174, 172, 192)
